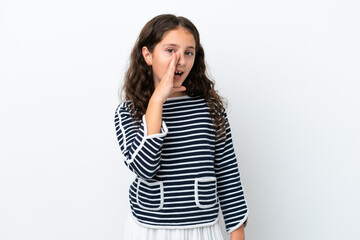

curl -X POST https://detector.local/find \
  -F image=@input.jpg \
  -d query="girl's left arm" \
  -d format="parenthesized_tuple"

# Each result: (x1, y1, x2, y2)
(214, 108, 249, 234)
(230, 224, 245, 240)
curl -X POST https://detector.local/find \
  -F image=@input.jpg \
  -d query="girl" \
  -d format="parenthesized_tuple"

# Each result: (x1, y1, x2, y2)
(114, 14, 249, 240)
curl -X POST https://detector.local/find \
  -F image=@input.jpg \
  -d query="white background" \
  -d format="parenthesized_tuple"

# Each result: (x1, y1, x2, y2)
(1, 0, 359, 239)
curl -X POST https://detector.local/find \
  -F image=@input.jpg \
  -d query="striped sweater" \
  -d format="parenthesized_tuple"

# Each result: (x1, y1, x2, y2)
(114, 95, 249, 233)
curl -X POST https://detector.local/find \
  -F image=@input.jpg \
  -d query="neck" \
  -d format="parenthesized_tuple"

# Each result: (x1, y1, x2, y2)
(168, 92, 188, 98)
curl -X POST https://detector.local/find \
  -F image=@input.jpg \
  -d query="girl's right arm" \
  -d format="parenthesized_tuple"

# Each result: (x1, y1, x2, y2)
(144, 96, 164, 136)
(145, 51, 185, 135)
(114, 102, 168, 180)
(115, 52, 186, 179)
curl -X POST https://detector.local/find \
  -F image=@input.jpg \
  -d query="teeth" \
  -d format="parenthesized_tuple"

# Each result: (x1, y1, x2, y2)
(175, 71, 182, 74)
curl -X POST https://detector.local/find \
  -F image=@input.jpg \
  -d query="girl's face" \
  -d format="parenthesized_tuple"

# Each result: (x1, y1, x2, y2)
(142, 27, 196, 89)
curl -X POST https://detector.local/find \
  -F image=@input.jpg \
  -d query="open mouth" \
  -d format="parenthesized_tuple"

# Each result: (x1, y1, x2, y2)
(175, 70, 183, 77)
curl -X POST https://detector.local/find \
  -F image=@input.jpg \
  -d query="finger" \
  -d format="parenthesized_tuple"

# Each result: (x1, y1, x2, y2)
(173, 86, 186, 92)
(167, 52, 176, 77)
(169, 51, 180, 73)
(172, 86, 186, 95)
(176, 51, 180, 65)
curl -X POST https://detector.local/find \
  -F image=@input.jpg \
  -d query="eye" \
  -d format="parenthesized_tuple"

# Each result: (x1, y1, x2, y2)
(166, 49, 175, 53)
(186, 51, 194, 56)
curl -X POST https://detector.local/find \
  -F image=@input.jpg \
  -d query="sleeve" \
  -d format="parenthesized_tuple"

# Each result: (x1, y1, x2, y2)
(214, 108, 249, 233)
(114, 101, 168, 180)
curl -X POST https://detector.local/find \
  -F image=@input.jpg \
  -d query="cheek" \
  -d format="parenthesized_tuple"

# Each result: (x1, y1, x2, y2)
(152, 59, 171, 77)
(158, 58, 172, 73)
(187, 59, 195, 70)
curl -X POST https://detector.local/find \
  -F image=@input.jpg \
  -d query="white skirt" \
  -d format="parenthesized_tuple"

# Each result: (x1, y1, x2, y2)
(123, 211, 225, 240)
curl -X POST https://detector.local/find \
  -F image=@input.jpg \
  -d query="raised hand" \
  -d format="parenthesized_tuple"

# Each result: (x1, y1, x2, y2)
(152, 51, 187, 103)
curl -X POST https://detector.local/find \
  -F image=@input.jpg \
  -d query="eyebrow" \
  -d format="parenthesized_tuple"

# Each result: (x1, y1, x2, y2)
(163, 43, 195, 50)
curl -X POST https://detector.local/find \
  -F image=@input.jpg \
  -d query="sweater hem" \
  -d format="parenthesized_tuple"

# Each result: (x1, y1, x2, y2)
(130, 210, 221, 230)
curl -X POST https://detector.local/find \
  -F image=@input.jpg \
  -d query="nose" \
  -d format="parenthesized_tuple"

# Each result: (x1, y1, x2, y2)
(176, 51, 186, 66)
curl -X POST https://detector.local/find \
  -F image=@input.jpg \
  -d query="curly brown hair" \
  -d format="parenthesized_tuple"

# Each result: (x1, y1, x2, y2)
(118, 14, 229, 141)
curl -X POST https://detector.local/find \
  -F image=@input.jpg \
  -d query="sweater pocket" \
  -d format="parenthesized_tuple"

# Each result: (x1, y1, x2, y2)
(136, 178, 164, 211)
(194, 177, 218, 209)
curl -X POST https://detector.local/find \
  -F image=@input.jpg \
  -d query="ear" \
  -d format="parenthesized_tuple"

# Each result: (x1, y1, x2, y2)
(142, 46, 153, 66)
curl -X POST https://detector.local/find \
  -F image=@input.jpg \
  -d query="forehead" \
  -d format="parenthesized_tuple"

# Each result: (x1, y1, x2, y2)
(158, 28, 195, 48)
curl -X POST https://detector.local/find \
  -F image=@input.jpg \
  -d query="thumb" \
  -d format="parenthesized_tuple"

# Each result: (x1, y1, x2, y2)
(173, 86, 186, 92)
